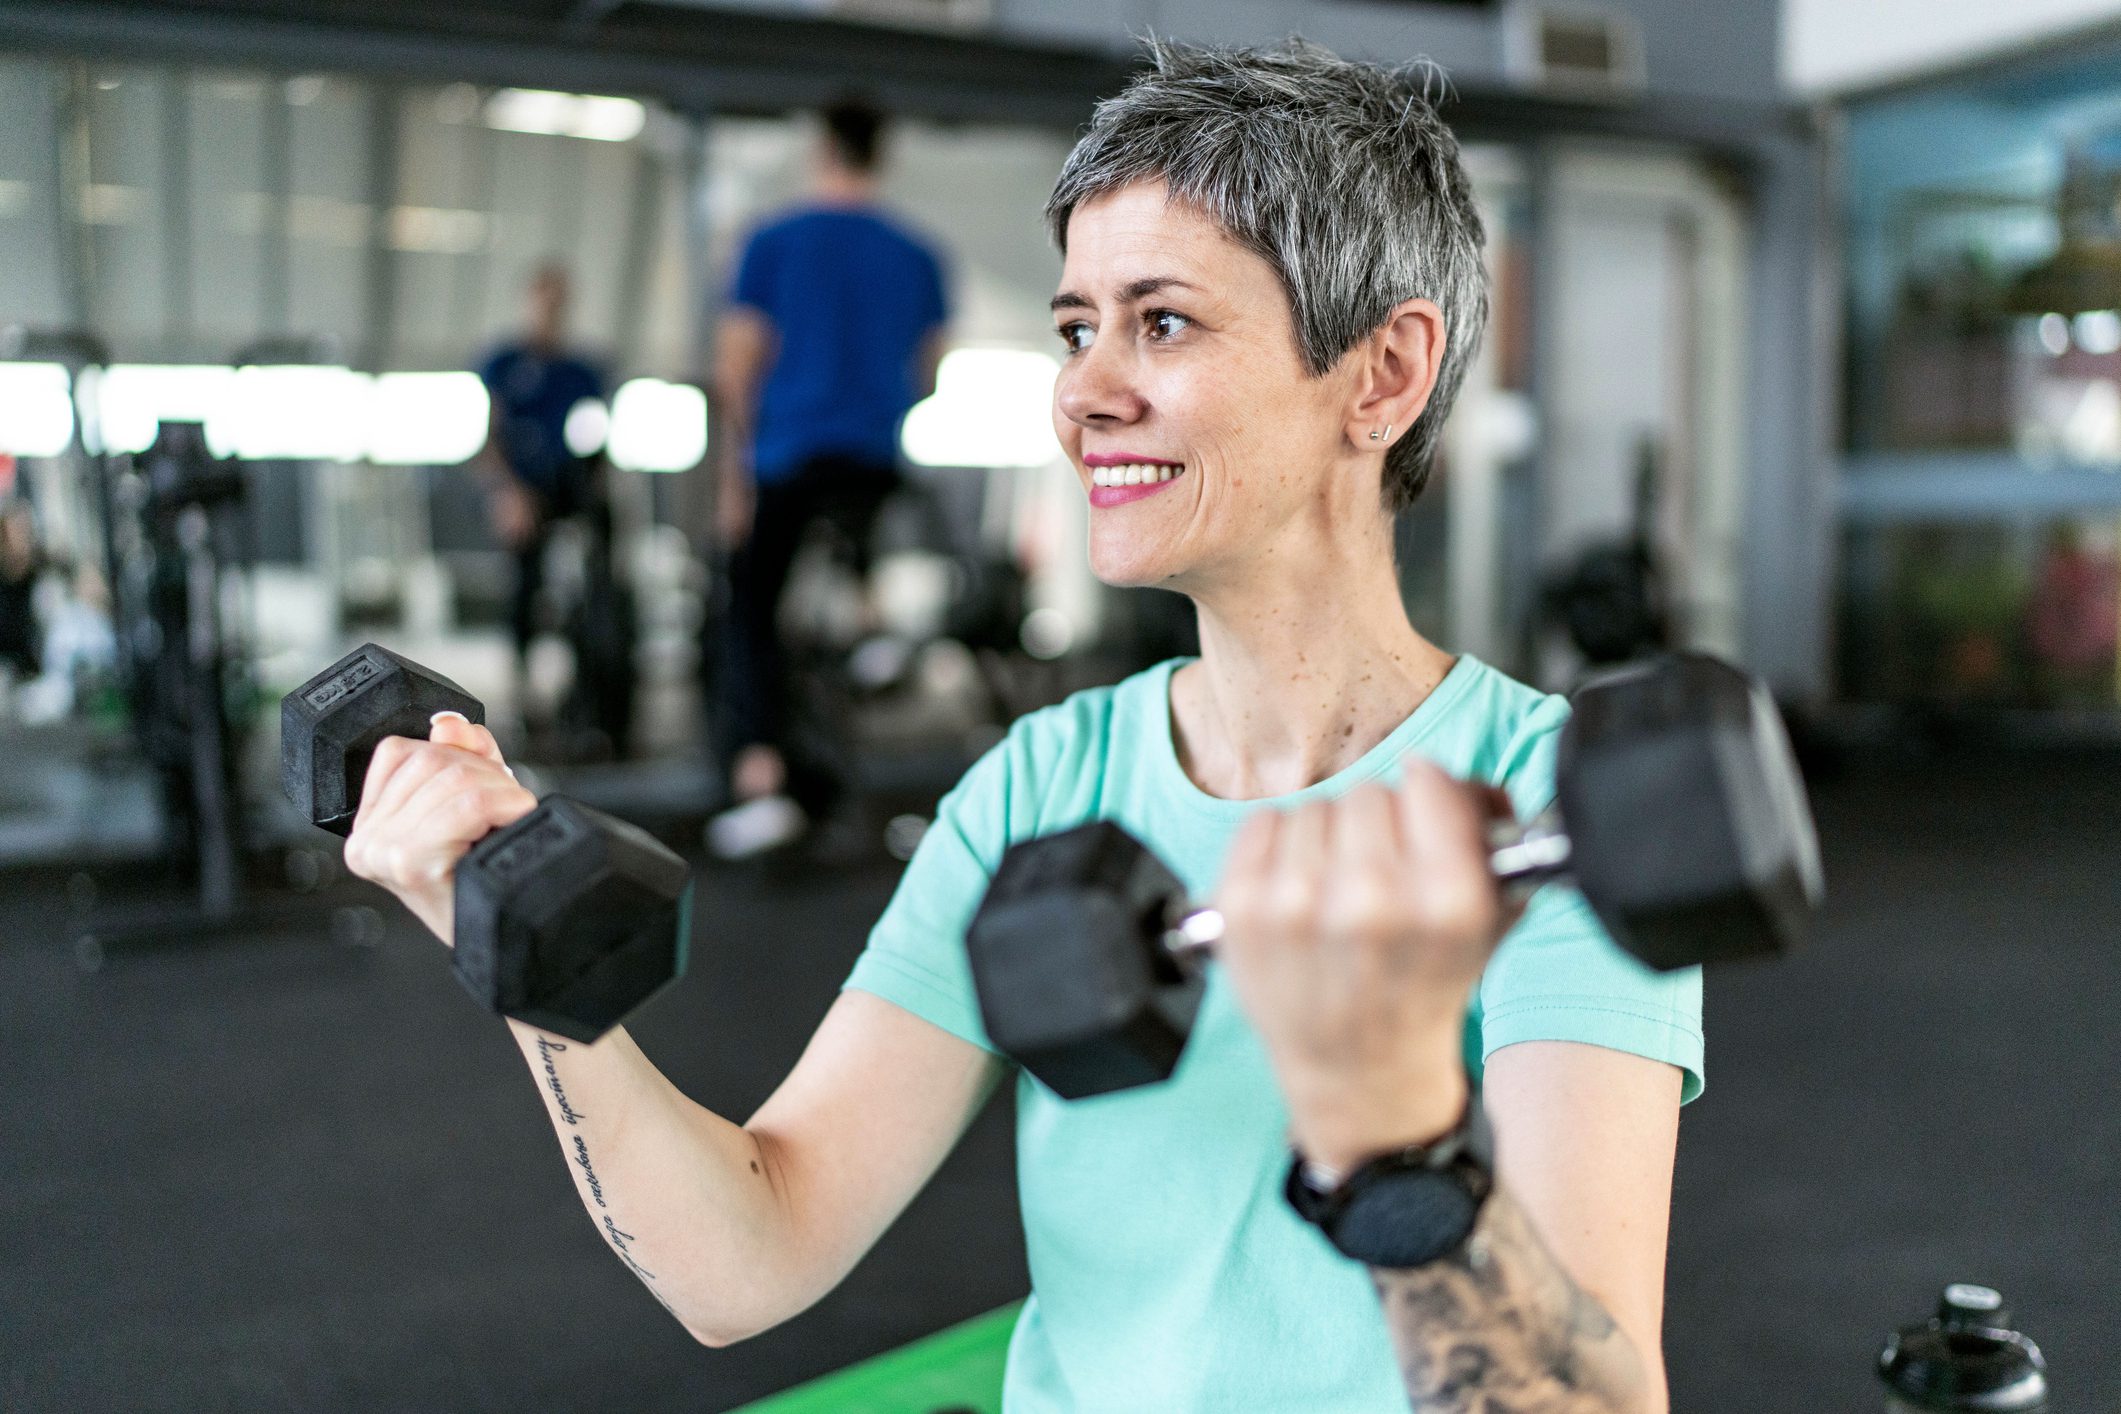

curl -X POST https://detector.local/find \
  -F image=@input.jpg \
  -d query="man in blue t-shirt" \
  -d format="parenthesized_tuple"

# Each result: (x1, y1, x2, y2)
(706, 99, 951, 858)
(474, 264, 606, 705)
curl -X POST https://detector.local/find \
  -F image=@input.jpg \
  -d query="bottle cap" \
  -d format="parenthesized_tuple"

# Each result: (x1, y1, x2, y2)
(1878, 1285, 2048, 1412)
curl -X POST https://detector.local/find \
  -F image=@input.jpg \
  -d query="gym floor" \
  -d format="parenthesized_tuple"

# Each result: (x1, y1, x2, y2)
(2, 744, 2116, 1411)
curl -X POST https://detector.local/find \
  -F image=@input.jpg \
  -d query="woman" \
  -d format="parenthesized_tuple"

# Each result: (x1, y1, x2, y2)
(349, 38, 1701, 1412)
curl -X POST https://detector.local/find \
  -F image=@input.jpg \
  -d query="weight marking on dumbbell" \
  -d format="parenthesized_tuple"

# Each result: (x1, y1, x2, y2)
(302, 653, 381, 710)
(475, 808, 583, 887)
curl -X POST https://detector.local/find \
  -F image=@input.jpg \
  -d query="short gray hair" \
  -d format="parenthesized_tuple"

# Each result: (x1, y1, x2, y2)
(1046, 37, 1488, 513)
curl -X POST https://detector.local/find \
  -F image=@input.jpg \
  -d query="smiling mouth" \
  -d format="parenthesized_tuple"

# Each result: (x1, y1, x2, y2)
(1088, 463, 1186, 487)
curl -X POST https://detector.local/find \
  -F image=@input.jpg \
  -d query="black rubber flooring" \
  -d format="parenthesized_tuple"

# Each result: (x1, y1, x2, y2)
(3, 749, 2117, 1412)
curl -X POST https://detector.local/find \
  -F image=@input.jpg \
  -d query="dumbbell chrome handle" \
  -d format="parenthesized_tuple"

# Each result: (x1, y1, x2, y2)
(1160, 806, 1573, 961)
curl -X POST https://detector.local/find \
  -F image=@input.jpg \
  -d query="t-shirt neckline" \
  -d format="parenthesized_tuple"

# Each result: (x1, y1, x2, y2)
(1146, 653, 1482, 819)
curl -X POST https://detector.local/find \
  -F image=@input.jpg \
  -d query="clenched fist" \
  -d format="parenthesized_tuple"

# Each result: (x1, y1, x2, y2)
(1215, 758, 1523, 1173)
(343, 711, 539, 947)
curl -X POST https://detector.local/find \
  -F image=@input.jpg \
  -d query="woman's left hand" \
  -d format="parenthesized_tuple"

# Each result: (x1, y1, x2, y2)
(1214, 760, 1524, 1174)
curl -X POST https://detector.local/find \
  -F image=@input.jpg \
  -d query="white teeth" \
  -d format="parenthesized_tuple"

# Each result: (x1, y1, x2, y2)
(1090, 463, 1184, 487)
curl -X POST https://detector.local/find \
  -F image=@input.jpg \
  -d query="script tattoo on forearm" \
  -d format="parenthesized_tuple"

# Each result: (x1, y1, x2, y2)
(536, 1038, 587, 1125)
(1372, 1187, 1649, 1413)
(533, 1038, 676, 1316)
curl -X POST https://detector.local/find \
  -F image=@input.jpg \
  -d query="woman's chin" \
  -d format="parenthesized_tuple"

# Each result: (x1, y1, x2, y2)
(1088, 542, 1176, 590)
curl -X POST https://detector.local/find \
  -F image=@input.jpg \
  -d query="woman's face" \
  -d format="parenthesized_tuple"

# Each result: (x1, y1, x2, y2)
(1051, 180, 1360, 591)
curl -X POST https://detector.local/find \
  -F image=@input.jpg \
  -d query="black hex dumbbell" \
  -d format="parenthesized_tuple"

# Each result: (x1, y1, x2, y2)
(966, 653, 1824, 1100)
(282, 643, 691, 1043)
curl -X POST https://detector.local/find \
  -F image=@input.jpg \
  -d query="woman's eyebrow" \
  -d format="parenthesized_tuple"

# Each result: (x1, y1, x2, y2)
(1049, 276, 1203, 313)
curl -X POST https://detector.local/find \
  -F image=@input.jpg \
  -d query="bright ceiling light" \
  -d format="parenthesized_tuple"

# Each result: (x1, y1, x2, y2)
(564, 397, 611, 457)
(901, 348, 1061, 469)
(608, 379, 707, 473)
(98, 364, 236, 455)
(0, 362, 75, 458)
(484, 88, 646, 142)
(2072, 310, 2121, 357)
(368, 372, 491, 466)
(2036, 312, 2071, 358)
(207, 365, 374, 462)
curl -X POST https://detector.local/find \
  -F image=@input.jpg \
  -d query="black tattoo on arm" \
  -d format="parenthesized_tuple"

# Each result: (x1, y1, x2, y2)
(532, 1037, 679, 1317)
(1372, 1187, 1650, 1412)
(536, 1038, 587, 1126)
(571, 1135, 607, 1208)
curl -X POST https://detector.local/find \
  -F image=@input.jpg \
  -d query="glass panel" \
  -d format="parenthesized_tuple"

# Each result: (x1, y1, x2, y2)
(1838, 517, 2121, 708)
(82, 65, 165, 350)
(393, 83, 498, 370)
(287, 74, 372, 356)
(187, 71, 267, 352)
(0, 57, 66, 328)
(1839, 36, 2121, 711)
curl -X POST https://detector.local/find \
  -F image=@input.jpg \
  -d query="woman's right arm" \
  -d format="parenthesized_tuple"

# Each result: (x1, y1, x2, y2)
(348, 714, 1006, 1346)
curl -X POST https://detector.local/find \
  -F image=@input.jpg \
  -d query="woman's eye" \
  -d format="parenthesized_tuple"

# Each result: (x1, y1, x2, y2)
(1146, 309, 1191, 341)
(1056, 322, 1092, 353)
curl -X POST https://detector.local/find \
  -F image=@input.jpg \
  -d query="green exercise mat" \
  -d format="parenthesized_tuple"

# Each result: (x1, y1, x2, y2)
(727, 1302, 1021, 1414)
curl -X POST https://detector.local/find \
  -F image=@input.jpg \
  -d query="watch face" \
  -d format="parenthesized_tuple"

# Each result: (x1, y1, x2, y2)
(1332, 1166, 1484, 1269)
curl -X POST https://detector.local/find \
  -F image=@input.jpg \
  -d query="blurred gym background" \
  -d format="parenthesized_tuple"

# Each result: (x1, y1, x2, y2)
(1, 1, 2117, 1409)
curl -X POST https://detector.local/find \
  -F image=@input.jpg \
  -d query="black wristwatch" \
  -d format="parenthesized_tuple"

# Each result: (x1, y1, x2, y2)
(1284, 1088, 1495, 1269)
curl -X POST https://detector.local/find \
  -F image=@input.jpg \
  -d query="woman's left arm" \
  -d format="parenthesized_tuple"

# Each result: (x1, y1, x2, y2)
(1369, 1041, 1680, 1414)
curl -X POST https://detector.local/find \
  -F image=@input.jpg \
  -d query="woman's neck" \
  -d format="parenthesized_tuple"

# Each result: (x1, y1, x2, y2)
(1170, 540, 1456, 801)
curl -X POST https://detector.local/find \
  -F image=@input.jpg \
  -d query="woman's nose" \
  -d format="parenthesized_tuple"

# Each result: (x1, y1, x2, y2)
(1056, 340, 1145, 427)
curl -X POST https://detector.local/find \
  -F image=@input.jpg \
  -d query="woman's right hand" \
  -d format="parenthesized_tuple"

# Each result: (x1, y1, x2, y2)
(343, 711, 539, 947)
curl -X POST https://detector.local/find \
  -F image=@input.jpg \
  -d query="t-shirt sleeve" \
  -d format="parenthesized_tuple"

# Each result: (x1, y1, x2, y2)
(843, 741, 1012, 1055)
(730, 227, 779, 318)
(1477, 695, 1707, 1103)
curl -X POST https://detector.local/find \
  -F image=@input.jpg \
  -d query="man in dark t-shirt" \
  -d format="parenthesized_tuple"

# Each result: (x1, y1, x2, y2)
(0, 496, 41, 684)
(707, 99, 950, 857)
(475, 265, 606, 709)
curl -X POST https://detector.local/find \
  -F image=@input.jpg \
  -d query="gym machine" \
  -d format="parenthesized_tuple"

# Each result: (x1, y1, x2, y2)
(71, 421, 350, 963)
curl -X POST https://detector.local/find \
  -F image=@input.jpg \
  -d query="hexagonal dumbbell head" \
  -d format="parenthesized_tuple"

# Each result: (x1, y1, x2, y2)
(1557, 653, 1823, 971)
(282, 643, 484, 835)
(453, 797, 693, 1043)
(968, 820, 1202, 1100)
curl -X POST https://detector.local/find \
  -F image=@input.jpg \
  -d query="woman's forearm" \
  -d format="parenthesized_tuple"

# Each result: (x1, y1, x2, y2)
(1372, 1184, 1658, 1413)
(507, 1020, 815, 1345)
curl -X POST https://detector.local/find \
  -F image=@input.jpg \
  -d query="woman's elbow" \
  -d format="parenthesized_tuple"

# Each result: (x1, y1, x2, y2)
(677, 1287, 815, 1349)
(683, 1311, 778, 1349)
(686, 1321, 745, 1350)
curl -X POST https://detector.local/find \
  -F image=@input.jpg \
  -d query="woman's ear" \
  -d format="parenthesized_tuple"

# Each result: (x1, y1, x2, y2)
(1346, 298, 1446, 452)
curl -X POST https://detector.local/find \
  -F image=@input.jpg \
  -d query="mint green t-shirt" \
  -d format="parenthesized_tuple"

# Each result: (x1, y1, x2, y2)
(844, 655, 1704, 1412)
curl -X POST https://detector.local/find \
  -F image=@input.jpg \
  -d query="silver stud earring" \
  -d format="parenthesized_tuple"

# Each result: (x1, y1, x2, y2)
(1369, 423, 1392, 443)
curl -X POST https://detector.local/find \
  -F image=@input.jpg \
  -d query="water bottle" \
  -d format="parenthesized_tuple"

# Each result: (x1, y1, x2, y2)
(1878, 1284, 2049, 1412)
